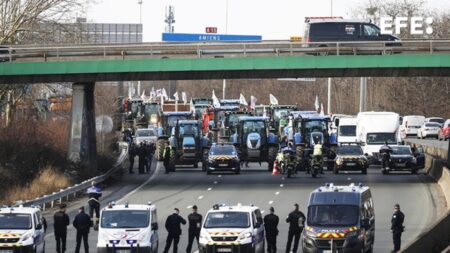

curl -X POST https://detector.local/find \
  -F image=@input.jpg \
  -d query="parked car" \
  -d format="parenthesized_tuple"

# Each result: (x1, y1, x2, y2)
(425, 117, 445, 127)
(417, 122, 441, 139)
(438, 119, 450, 141)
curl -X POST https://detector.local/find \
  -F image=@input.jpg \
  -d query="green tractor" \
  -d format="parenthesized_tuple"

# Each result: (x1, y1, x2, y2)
(267, 105, 298, 138)
(168, 120, 211, 171)
(156, 111, 193, 161)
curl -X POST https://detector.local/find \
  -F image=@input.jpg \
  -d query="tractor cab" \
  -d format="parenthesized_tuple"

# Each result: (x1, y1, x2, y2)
(155, 111, 192, 161)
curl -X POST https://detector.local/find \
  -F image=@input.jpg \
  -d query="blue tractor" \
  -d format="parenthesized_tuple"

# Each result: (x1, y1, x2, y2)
(168, 120, 210, 171)
(231, 116, 279, 171)
(291, 113, 338, 171)
(156, 111, 193, 161)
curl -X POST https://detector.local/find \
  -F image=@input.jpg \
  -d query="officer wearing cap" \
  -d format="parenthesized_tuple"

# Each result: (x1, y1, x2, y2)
(391, 204, 405, 252)
(164, 207, 187, 253)
(73, 206, 92, 253)
(186, 205, 202, 253)
(53, 203, 70, 253)
(264, 206, 279, 253)
(285, 203, 306, 253)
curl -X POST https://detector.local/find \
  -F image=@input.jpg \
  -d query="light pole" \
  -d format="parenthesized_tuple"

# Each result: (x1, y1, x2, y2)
(223, 0, 229, 99)
(138, 0, 143, 24)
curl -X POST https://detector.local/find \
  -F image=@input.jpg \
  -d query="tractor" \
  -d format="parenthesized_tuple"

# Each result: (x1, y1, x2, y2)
(222, 111, 253, 140)
(267, 105, 298, 138)
(231, 116, 278, 171)
(156, 111, 193, 161)
(191, 98, 213, 120)
(291, 113, 338, 171)
(168, 120, 210, 171)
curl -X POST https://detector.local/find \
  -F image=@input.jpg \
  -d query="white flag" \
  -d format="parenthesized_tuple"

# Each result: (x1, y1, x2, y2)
(182, 92, 187, 105)
(141, 89, 146, 99)
(190, 99, 195, 112)
(150, 87, 156, 98)
(212, 90, 220, 107)
(156, 89, 162, 97)
(250, 96, 257, 110)
(162, 88, 168, 100)
(269, 94, 278, 105)
(314, 95, 320, 111)
(263, 106, 267, 117)
(320, 103, 325, 116)
(239, 93, 248, 106)
(173, 91, 179, 101)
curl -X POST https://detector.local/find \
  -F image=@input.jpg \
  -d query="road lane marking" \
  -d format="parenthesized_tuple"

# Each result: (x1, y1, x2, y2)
(275, 191, 280, 195)
(198, 195, 204, 200)
(207, 187, 212, 191)
(213, 181, 218, 184)
(268, 200, 274, 205)
(347, 177, 352, 181)
(187, 205, 193, 209)
(218, 175, 222, 178)
(280, 184, 284, 188)
(281, 177, 285, 180)
(261, 210, 265, 214)
(117, 163, 161, 204)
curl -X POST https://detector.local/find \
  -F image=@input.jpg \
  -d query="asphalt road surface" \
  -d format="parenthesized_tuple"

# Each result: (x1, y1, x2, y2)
(44, 161, 445, 253)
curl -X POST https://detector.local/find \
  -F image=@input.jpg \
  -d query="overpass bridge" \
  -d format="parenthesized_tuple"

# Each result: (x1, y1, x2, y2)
(1, 40, 449, 169)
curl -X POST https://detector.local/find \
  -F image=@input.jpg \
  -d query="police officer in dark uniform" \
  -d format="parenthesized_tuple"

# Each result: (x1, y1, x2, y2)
(138, 142, 146, 174)
(163, 141, 172, 174)
(285, 203, 306, 253)
(380, 141, 392, 172)
(128, 143, 136, 174)
(87, 181, 102, 228)
(391, 204, 405, 253)
(186, 205, 202, 253)
(73, 206, 92, 253)
(53, 203, 70, 253)
(264, 206, 279, 253)
(163, 208, 187, 253)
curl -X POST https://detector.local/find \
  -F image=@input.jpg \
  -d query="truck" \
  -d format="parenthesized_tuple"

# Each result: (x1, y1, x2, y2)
(156, 111, 193, 161)
(356, 111, 400, 163)
(168, 120, 210, 171)
(336, 117, 357, 144)
(231, 116, 278, 171)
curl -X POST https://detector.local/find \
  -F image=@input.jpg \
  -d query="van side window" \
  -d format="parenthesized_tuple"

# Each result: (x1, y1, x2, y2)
(151, 210, 157, 224)
(254, 209, 263, 224)
(363, 25, 379, 36)
(252, 212, 258, 227)
(33, 213, 40, 228)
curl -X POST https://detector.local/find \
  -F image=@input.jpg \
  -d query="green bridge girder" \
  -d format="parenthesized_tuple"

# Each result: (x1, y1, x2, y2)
(1, 54, 450, 84)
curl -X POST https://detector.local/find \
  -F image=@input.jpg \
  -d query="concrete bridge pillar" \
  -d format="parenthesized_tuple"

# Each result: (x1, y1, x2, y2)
(68, 83, 97, 170)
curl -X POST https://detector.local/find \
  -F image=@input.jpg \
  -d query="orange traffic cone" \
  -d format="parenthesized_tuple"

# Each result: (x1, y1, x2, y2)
(272, 160, 279, 176)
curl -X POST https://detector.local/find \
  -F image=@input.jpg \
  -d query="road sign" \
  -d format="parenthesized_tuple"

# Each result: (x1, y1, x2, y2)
(162, 33, 262, 42)
(206, 27, 218, 33)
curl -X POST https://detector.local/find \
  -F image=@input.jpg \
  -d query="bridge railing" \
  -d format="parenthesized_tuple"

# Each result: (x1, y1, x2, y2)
(1, 40, 450, 62)
(15, 142, 129, 210)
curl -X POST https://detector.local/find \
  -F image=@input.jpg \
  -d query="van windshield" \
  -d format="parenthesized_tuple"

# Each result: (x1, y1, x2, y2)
(101, 210, 150, 229)
(0, 214, 32, 229)
(307, 205, 359, 227)
(339, 126, 356, 137)
(204, 212, 250, 228)
(366, 133, 396, 145)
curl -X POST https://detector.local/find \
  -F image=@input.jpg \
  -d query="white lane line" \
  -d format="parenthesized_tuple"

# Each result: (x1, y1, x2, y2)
(261, 210, 265, 214)
(207, 187, 212, 191)
(347, 177, 352, 181)
(213, 181, 218, 184)
(218, 175, 222, 178)
(198, 195, 204, 200)
(187, 205, 193, 209)
(281, 177, 285, 180)
(117, 163, 161, 204)
(268, 200, 274, 205)
(280, 184, 284, 188)
(275, 191, 280, 195)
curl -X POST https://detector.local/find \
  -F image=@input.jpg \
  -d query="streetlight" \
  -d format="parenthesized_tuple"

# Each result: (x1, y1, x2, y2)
(223, 0, 229, 99)
(138, 0, 143, 24)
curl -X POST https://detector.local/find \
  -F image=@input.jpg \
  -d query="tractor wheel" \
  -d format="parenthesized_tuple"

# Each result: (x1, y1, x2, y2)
(156, 139, 165, 161)
(169, 150, 176, 172)
(296, 145, 304, 171)
(268, 146, 278, 172)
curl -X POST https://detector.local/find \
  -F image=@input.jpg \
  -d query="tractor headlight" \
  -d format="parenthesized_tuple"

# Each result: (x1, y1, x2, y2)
(336, 158, 343, 165)
(411, 157, 417, 164)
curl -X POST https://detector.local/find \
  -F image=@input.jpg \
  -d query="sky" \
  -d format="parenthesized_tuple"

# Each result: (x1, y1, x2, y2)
(85, 0, 450, 42)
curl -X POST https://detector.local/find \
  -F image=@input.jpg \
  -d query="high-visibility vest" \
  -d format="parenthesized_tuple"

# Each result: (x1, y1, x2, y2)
(313, 144, 323, 156)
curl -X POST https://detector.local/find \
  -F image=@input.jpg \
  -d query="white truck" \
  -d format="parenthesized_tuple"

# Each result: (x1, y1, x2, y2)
(399, 115, 425, 139)
(337, 117, 357, 144)
(356, 112, 400, 163)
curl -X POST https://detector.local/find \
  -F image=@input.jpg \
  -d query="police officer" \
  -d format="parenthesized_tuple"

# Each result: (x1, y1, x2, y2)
(391, 204, 405, 253)
(285, 203, 305, 253)
(186, 205, 202, 253)
(138, 142, 146, 174)
(380, 141, 392, 172)
(163, 141, 172, 174)
(163, 208, 187, 253)
(87, 181, 102, 228)
(73, 206, 92, 253)
(303, 143, 312, 174)
(128, 143, 136, 174)
(53, 203, 70, 253)
(145, 142, 155, 173)
(264, 207, 279, 253)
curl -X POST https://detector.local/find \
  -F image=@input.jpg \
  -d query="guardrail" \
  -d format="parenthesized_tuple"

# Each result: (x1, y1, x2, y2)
(16, 142, 129, 210)
(1, 40, 450, 62)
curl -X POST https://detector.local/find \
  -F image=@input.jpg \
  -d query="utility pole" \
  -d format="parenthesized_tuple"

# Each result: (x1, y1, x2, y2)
(327, 78, 332, 115)
(138, 0, 143, 24)
(223, 0, 229, 100)
(359, 77, 367, 112)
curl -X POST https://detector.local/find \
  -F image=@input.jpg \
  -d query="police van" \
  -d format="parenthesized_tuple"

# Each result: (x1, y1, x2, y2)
(97, 202, 159, 253)
(302, 183, 375, 253)
(199, 204, 265, 253)
(0, 205, 46, 253)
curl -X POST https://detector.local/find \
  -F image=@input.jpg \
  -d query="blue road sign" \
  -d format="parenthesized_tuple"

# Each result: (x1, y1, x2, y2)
(162, 33, 262, 42)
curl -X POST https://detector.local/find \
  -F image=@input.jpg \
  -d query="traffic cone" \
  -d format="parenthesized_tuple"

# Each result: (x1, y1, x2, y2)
(272, 160, 279, 176)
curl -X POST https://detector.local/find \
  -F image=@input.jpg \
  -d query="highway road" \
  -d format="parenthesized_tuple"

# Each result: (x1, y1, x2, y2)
(44, 161, 445, 253)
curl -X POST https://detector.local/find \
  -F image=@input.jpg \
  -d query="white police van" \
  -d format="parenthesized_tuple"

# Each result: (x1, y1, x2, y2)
(0, 205, 46, 253)
(97, 202, 158, 253)
(199, 204, 265, 253)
